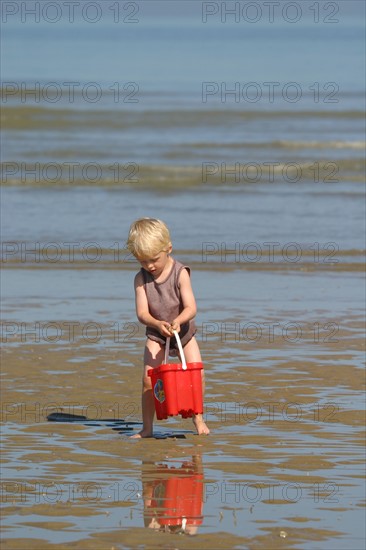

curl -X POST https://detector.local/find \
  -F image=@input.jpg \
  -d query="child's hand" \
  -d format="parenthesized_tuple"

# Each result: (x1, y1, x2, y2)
(169, 321, 181, 334)
(156, 321, 172, 337)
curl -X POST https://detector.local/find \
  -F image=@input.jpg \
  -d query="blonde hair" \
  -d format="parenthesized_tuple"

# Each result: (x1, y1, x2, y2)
(126, 218, 171, 259)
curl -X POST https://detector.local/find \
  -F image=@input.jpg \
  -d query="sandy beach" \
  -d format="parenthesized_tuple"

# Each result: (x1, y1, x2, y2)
(1, 253, 365, 549)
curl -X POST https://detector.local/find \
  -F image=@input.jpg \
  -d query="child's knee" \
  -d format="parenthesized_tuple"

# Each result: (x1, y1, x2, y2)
(142, 373, 152, 391)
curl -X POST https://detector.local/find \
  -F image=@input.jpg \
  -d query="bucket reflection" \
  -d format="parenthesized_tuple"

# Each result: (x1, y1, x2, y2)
(142, 455, 204, 534)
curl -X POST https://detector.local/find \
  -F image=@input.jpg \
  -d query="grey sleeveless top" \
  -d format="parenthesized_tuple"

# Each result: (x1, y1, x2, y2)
(141, 258, 196, 353)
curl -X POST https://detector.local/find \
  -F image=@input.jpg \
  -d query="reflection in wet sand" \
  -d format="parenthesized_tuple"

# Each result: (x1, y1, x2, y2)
(142, 455, 204, 534)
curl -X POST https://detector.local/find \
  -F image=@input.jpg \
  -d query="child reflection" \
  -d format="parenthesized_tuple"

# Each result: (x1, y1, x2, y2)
(142, 455, 204, 534)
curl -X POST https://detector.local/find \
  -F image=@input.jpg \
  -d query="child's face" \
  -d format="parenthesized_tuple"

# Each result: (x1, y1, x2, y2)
(137, 245, 172, 278)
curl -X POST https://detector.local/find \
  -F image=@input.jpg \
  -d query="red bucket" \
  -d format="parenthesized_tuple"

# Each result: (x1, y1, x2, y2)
(148, 331, 203, 420)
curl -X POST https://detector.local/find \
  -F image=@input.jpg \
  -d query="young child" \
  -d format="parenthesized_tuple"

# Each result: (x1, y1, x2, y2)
(126, 217, 210, 438)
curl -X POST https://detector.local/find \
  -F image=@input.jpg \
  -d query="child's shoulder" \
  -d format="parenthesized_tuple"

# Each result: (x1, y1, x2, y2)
(176, 264, 192, 289)
(134, 269, 144, 286)
(175, 260, 191, 276)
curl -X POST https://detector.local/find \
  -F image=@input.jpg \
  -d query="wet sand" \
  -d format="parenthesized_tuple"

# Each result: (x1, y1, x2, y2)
(1, 291, 365, 549)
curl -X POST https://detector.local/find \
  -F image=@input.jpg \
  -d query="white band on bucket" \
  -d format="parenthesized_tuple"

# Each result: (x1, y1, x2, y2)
(164, 336, 170, 365)
(163, 331, 188, 370)
(173, 330, 187, 370)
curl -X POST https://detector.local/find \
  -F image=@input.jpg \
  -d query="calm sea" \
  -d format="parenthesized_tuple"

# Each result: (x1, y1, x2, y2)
(1, 0, 365, 250)
(1, 0, 365, 169)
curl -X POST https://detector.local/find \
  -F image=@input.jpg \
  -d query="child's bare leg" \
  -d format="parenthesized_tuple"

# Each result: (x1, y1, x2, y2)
(183, 337, 210, 435)
(192, 370, 210, 435)
(131, 339, 165, 438)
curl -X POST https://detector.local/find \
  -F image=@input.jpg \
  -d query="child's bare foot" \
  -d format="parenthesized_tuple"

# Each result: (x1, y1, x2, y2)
(192, 415, 210, 435)
(130, 430, 153, 438)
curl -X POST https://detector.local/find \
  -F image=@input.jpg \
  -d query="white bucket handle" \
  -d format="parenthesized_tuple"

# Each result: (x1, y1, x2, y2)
(164, 330, 187, 370)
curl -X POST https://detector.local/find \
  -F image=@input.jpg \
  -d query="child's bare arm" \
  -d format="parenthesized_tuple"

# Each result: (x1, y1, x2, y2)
(170, 269, 197, 333)
(134, 272, 171, 336)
